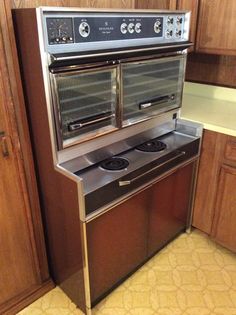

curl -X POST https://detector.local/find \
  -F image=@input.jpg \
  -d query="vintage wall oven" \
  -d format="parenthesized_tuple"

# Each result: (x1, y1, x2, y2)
(13, 7, 202, 314)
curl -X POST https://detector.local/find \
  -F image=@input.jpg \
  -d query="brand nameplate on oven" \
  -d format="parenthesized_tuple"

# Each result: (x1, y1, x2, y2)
(73, 17, 163, 42)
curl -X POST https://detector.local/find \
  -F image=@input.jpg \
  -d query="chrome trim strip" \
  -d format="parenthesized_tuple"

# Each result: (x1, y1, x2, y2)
(81, 222, 92, 312)
(36, 8, 59, 165)
(50, 43, 192, 63)
(85, 156, 199, 223)
(69, 113, 115, 131)
(186, 133, 203, 233)
(40, 7, 190, 14)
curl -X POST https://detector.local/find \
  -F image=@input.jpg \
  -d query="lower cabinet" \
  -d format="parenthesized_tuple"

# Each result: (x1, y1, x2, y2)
(211, 165, 236, 252)
(87, 161, 195, 305)
(193, 129, 236, 252)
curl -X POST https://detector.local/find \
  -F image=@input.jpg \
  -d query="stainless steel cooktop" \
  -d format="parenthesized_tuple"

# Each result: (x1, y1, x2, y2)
(73, 130, 200, 216)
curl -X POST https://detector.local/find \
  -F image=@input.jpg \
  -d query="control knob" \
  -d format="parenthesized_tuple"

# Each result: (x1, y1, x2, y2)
(177, 16, 183, 24)
(120, 23, 128, 34)
(167, 16, 174, 25)
(128, 23, 135, 33)
(175, 29, 182, 37)
(135, 22, 142, 33)
(79, 22, 90, 38)
(154, 20, 162, 33)
(166, 29, 173, 38)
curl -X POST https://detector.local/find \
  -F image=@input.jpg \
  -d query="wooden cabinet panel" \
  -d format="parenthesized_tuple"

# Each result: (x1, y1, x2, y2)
(196, 0, 236, 55)
(0, 29, 52, 315)
(87, 190, 149, 304)
(12, 0, 135, 8)
(192, 130, 227, 234)
(68, 0, 135, 8)
(224, 137, 236, 164)
(0, 3, 53, 314)
(135, 0, 176, 9)
(148, 163, 194, 256)
(211, 165, 236, 252)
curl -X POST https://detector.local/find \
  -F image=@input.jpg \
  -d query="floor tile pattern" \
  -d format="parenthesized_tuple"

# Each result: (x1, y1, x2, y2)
(18, 229, 236, 315)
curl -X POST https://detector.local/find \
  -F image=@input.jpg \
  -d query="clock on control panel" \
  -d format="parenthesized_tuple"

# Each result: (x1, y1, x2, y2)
(46, 18, 74, 45)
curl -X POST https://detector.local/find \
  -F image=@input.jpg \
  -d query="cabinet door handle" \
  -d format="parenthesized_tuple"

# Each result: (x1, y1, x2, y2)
(0, 132, 9, 157)
(119, 150, 186, 186)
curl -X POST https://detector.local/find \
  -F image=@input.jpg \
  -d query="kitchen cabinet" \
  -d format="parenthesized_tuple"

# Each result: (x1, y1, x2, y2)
(0, 12, 53, 315)
(10, 0, 135, 8)
(192, 130, 226, 234)
(87, 162, 195, 304)
(192, 129, 236, 252)
(135, 0, 176, 9)
(196, 0, 236, 55)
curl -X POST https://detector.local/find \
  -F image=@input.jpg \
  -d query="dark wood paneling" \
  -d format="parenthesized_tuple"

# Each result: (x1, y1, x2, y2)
(186, 53, 236, 88)
(87, 190, 149, 304)
(192, 130, 227, 234)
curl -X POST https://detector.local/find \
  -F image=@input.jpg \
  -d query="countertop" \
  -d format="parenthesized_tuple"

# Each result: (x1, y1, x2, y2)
(180, 82, 236, 137)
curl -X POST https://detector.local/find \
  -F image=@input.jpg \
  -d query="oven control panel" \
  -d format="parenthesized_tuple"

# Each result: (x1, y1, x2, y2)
(43, 11, 190, 53)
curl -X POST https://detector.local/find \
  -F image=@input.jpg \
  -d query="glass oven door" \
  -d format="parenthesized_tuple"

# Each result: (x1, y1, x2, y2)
(51, 66, 118, 149)
(121, 55, 186, 126)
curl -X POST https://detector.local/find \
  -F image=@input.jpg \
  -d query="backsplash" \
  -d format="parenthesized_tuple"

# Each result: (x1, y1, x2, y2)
(184, 82, 236, 103)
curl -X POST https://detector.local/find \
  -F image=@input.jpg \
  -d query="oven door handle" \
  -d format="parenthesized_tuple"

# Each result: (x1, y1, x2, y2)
(139, 94, 175, 110)
(68, 112, 115, 131)
(119, 150, 186, 186)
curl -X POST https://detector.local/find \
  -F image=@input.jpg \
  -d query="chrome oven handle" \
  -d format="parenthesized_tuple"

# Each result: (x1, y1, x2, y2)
(119, 150, 186, 186)
(68, 113, 115, 131)
(139, 94, 175, 110)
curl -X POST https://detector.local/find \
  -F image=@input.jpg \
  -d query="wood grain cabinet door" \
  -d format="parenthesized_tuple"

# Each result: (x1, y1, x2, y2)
(0, 48, 41, 314)
(192, 130, 227, 234)
(86, 189, 149, 305)
(196, 0, 236, 55)
(211, 165, 236, 252)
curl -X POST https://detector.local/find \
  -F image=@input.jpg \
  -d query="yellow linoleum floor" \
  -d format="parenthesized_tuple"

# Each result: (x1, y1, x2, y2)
(18, 229, 236, 315)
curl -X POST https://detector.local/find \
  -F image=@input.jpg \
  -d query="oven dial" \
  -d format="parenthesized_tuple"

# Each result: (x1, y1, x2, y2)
(128, 23, 135, 33)
(177, 16, 183, 25)
(166, 29, 173, 38)
(120, 23, 128, 34)
(79, 22, 90, 37)
(154, 20, 162, 33)
(175, 29, 182, 37)
(135, 22, 142, 33)
(167, 16, 174, 25)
